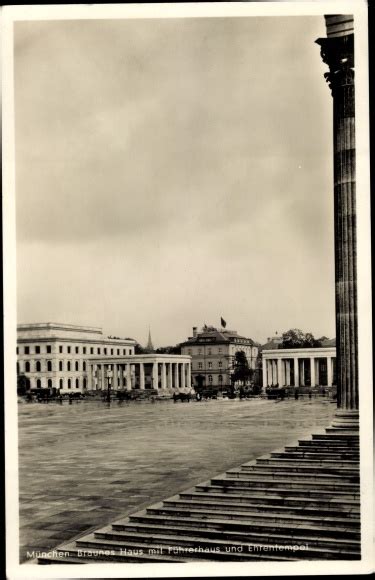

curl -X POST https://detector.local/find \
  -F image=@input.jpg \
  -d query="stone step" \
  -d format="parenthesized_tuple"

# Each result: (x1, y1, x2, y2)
(210, 478, 359, 491)
(242, 464, 358, 475)
(325, 428, 359, 436)
(179, 491, 360, 511)
(287, 447, 360, 454)
(146, 505, 360, 528)
(256, 458, 359, 468)
(220, 472, 359, 485)
(75, 534, 300, 561)
(312, 433, 359, 441)
(127, 513, 361, 539)
(92, 527, 360, 560)
(297, 440, 359, 447)
(196, 483, 360, 499)
(161, 499, 359, 520)
(276, 451, 359, 463)
(114, 520, 361, 551)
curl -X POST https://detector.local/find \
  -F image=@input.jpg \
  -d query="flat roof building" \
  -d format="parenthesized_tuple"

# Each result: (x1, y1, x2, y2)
(17, 322, 136, 392)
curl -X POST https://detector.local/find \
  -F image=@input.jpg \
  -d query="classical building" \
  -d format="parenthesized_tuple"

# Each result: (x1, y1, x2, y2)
(17, 322, 136, 392)
(180, 325, 258, 390)
(262, 344, 336, 389)
(87, 354, 192, 392)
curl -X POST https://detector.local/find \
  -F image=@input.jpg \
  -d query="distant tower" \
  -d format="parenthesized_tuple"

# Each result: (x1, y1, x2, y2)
(146, 328, 154, 353)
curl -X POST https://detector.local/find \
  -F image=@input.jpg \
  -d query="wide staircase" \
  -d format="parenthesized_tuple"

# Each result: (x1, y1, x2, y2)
(38, 426, 360, 564)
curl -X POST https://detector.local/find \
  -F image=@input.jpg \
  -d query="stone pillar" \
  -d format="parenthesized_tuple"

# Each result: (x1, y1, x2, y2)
(152, 362, 158, 390)
(126, 363, 132, 391)
(174, 362, 179, 389)
(101, 365, 105, 391)
(327, 357, 333, 387)
(262, 358, 268, 389)
(181, 363, 186, 389)
(310, 357, 316, 387)
(294, 358, 299, 388)
(168, 363, 173, 389)
(317, 16, 358, 425)
(88, 364, 93, 390)
(277, 358, 283, 386)
(113, 364, 118, 390)
(162, 363, 167, 389)
(187, 363, 192, 388)
(139, 362, 145, 390)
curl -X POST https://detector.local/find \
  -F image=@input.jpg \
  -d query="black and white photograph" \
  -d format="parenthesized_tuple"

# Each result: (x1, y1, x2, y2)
(2, 1, 372, 578)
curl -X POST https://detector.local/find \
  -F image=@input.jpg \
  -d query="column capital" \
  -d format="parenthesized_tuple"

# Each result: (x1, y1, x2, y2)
(316, 32, 354, 95)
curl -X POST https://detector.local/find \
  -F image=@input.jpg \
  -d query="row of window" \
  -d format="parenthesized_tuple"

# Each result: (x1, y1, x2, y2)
(34, 377, 87, 390)
(186, 347, 257, 356)
(21, 360, 87, 373)
(195, 361, 225, 370)
(17, 344, 134, 356)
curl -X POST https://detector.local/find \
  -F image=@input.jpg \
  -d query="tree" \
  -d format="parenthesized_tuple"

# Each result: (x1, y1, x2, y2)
(232, 350, 253, 385)
(134, 343, 146, 354)
(155, 345, 181, 354)
(279, 329, 322, 349)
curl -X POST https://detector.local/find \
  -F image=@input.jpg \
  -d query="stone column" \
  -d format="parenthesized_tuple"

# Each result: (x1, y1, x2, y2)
(126, 363, 132, 391)
(162, 363, 167, 389)
(187, 363, 192, 388)
(317, 16, 358, 425)
(294, 358, 299, 388)
(327, 357, 333, 387)
(181, 363, 186, 389)
(113, 364, 118, 390)
(88, 364, 93, 390)
(101, 365, 105, 391)
(168, 363, 173, 389)
(277, 358, 283, 386)
(138, 362, 144, 390)
(262, 358, 267, 389)
(174, 362, 179, 389)
(310, 357, 316, 387)
(152, 362, 158, 390)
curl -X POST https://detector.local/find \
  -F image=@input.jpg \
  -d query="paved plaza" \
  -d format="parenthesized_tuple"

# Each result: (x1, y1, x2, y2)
(18, 397, 335, 563)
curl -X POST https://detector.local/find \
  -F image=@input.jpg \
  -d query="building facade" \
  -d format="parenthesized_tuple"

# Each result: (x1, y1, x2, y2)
(180, 325, 258, 390)
(17, 323, 136, 392)
(262, 346, 337, 389)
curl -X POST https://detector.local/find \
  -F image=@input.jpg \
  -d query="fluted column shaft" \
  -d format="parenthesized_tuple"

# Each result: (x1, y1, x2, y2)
(317, 27, 358, 412)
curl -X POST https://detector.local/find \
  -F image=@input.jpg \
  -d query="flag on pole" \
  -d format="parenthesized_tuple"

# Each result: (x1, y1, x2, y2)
(221, 317, 227, 328)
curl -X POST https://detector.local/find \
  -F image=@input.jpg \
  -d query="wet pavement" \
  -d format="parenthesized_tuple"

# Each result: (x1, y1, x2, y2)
(18, 397, 335, 563)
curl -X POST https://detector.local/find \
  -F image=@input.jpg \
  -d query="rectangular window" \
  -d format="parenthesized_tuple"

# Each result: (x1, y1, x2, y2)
(208, 362, 212, 368)
(83, 347, 86, 354)
(104, 348, 107, 355)
(97, 348, 101, 355)
(111, 349, 114, 355)
(90, 347, 94, 354)
(67, 346, 71, 354)
(59, 361, 63, 371)
(59, 345, 63, 353)
(75, 346, 79, 354)
(24, 346, 29, 355)
(16, 347, 19, 355)
(47, 345, 52, 353)
(123, 349, 126, 355)
(117, 349, 120, 355)
(198, 362, 203, 369)
(35, 345, 40, 354)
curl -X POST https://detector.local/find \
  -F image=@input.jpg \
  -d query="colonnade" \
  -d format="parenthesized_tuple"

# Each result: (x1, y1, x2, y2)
(262, 348, 336, 388)
(87, 356, 192, 391)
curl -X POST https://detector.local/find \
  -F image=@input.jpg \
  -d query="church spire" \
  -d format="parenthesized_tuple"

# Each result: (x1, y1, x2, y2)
(146, 327, 154, 352)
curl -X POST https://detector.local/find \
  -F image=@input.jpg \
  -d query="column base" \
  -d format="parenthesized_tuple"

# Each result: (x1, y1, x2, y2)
(330, 409, 359, 431)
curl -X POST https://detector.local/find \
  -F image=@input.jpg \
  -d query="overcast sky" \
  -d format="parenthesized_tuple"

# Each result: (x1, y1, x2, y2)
(14, 15, 334, 346)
